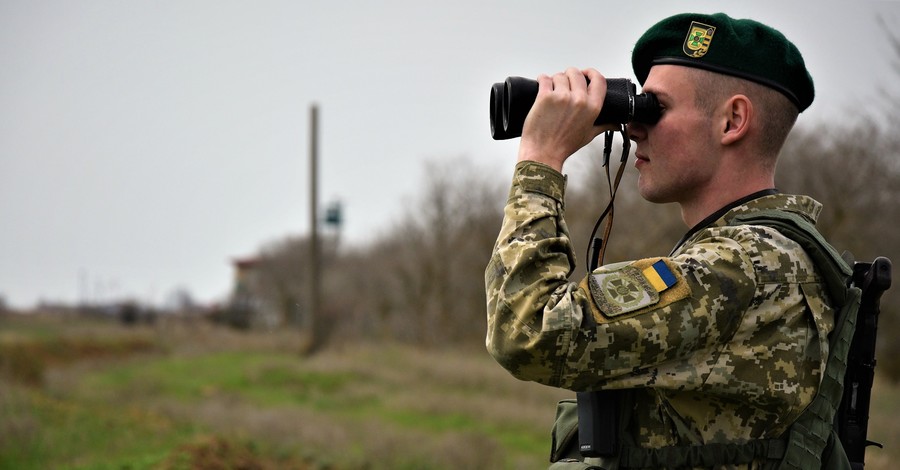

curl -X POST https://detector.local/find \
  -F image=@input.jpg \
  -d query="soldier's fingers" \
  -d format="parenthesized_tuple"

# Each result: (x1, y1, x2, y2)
(566, 67, 587, 93)
(551, 71, 571, 92)
(535, 74, 553, 97)
(582, 68, 607, 108)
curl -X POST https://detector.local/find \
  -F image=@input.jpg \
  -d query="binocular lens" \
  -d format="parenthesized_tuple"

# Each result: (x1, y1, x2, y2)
(489, 76, 660, 140)
(490, 82, 514, 140)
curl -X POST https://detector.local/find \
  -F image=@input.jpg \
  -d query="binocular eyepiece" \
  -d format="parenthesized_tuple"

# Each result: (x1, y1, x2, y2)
(489, 77, 661, 140)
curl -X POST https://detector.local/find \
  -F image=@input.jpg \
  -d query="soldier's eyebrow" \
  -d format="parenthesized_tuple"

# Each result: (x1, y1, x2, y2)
(648, 89, 673, 104)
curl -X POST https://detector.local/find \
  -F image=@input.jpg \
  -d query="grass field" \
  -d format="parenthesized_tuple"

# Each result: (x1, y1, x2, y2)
(1, 313, 897, 469)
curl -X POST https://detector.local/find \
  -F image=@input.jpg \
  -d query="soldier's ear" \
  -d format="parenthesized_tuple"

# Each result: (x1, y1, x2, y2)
(720, 94, 752, 146)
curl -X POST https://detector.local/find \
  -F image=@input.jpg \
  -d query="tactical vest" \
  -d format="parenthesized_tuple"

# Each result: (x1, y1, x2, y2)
(549, 210, 859, 469)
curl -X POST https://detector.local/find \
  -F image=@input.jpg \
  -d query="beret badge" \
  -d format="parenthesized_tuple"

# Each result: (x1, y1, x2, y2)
(683, 21, 716, 58)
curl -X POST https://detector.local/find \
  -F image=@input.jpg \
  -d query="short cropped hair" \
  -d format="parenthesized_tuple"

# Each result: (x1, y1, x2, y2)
(688, 67, 799, 161)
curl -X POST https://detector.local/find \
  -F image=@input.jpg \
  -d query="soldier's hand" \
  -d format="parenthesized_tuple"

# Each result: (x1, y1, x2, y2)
(517, 67, 620, 171)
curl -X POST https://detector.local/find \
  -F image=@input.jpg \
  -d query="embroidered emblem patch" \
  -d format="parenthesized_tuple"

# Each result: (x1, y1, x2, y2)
(584, 258, 687, 322)
(588, 265, 658, 317)
(683, 21, 716, 58)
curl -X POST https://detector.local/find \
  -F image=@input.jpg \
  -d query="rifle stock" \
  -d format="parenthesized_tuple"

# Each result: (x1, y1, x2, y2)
(839, 257, 892, 468)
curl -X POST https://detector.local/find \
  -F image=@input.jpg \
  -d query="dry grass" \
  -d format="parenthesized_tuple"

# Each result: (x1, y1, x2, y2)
(1, 313, 567, 469)
(3, 312, 897, 469)
(864, 375, 900, 470)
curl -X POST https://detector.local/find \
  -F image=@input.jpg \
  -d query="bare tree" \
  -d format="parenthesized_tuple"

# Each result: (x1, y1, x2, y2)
(339, 158, 505, 346)
(235, 235, 340, 351)
(219, 111, 899, 373)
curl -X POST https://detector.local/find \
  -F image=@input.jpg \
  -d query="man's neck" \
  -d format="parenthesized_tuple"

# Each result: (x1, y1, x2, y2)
(680, 179, 776, 227)
(679, 154, 776, 227)
(670, 188, 780, 255)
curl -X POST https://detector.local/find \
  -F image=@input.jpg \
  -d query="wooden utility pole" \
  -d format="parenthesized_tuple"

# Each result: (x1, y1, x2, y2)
(308, 104, 320, 345)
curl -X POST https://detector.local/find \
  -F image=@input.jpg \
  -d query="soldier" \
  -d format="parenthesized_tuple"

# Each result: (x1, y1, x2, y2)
(484, 12, 835, 468)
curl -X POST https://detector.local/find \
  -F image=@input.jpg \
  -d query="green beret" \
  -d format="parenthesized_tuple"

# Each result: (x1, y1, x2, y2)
(632, 12, 814, 112)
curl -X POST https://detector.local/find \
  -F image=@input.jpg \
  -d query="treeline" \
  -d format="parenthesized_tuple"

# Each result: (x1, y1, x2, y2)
(221, 161, 507, 350)
(230, 116, 900, 378)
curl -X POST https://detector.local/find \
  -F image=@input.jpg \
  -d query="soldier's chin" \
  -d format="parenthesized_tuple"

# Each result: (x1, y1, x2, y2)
(637, 181, 671, 204)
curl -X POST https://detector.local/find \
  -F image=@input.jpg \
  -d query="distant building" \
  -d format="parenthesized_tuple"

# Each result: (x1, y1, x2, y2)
(227, 257, 280, 329)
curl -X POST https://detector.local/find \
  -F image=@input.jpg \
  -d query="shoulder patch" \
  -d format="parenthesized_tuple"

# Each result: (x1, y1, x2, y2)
(588, 265, 659, 317)
(583, 258, 691, 323)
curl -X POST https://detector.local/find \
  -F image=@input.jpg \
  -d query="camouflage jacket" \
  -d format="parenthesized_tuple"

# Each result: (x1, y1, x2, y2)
(485, 161, 835, 455)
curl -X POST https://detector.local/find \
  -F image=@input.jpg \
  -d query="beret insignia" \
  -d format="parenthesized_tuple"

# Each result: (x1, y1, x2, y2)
(683, 21, 716, 58)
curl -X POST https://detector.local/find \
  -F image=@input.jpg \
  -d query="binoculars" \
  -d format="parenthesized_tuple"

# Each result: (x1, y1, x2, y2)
(489, 77, 661, 140)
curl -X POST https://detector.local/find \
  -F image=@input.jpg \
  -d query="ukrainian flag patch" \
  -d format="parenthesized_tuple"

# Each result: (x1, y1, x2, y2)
(642, 259, 677, 292)
(583, 257, 690, 323)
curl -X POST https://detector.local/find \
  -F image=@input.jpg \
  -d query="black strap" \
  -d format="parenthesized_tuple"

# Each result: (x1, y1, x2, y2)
(578, 129, 630, 458)
(585, 129, 631, 271)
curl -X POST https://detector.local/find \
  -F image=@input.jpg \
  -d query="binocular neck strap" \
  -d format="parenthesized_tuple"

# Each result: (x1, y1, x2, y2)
(587, 128, 632, 271)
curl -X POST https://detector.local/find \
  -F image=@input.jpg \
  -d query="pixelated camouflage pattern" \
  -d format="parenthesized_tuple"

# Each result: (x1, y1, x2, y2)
(485, 161, 835, 467)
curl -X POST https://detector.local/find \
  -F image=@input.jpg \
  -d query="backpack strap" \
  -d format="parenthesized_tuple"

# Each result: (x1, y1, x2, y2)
(732, 211, 859, 470)
(731, 211, 853, 305)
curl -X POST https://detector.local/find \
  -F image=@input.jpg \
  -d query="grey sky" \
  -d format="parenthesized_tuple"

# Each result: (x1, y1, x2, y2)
(1, 1, 897, 309)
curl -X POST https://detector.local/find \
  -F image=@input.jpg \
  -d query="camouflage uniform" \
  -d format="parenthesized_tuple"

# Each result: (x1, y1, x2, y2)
(485, 161, 835, 467)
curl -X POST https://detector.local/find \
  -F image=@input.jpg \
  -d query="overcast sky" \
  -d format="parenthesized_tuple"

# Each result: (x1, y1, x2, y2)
(2, 1, 898, 309)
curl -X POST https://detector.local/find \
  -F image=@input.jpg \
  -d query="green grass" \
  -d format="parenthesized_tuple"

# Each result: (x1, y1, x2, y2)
(75, 350, 374, 417)
(5, 313, 895, 469)
(0, 314, 563, 469)
(1, 386, 196, 470)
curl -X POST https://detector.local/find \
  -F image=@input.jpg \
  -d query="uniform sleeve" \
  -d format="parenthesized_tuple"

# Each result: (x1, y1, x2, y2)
(485, 161, 758, 391)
